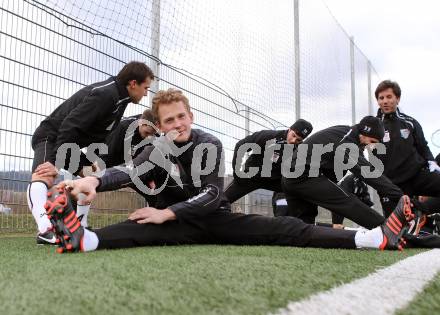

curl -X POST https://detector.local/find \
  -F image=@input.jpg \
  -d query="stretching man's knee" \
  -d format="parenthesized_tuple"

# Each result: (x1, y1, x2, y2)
(32, 161, 58, 187)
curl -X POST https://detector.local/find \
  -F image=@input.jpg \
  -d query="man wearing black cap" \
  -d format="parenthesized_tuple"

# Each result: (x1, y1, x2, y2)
(375, 80, 440, 217)
(224, 119, 313, 216)
(282, 116, 404, 228)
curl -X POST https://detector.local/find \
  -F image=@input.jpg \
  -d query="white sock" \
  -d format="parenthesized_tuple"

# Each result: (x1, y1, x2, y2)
(344, 226, 365, 231)
(27, 181, 52, 233)
(76, 204, 90, 227)
(82, 229, 99, 252)
(354, 227, 384, 249)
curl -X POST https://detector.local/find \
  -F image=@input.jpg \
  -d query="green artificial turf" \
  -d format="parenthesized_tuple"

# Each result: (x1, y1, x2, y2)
(397, 272, 440, 315)
(0, 213, 128, 234)
(0, 237, 426, 315)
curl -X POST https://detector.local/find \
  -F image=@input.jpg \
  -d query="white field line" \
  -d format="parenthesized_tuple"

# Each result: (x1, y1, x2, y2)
(274, 249, 440, 315)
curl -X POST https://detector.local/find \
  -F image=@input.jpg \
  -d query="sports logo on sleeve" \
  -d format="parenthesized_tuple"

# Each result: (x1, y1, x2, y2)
(400, 128, 410, 139)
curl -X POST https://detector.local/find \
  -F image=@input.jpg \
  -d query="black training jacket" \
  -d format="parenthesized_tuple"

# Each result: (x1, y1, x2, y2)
(376, 109, 434, 184)
(288, 125, 403, 200)
(97, 129, 230, 221)
(32, 76, 131, 150)
(101, 114, 143, 168)
(232, 129, 290, 180)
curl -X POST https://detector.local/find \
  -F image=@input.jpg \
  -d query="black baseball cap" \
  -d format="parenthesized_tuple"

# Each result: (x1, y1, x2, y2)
(357, 116, 385, 140)
(290, 119, 313, 139)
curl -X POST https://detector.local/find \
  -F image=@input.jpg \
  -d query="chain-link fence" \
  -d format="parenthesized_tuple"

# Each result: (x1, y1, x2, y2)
(0, 0, 379, 233)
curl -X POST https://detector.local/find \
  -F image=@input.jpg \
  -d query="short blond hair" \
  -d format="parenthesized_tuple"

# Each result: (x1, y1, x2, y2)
(152, 89, 190, 121)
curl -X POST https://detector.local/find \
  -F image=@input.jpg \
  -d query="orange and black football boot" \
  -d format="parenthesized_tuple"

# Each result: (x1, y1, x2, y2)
(44, 186, 84, 253)
(379, 195, 415, 250)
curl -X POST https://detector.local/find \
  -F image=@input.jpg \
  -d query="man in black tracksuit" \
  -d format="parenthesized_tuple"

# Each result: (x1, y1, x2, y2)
(100, 109, 158, 206)
(282, 116, 404, 229)
(49, 89, 413, 252)
(102, 110, 156, 168)
(28, 61, 154, 243)
(374, 80, 440, 217)
(224, 119, 313, 216)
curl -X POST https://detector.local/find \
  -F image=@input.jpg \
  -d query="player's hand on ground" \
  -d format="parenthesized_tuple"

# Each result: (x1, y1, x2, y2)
(57, 176, 100, 204)
(129, 207, 176, 224)
(34, 162, 58, 177)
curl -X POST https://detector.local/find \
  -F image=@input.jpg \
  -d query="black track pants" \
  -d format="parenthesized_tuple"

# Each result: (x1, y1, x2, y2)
(224, 178, 282, 203)
(94, 210, 356, 250)
(283, 176, 384, 229)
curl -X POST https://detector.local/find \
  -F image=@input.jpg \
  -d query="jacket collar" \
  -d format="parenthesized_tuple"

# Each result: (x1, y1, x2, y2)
(113, 76, 130, 100)
(377, 107, 401, 120)
(351, 127, 362, 146)
(341, 126, 362, 147)
(274, 129, 290, 145)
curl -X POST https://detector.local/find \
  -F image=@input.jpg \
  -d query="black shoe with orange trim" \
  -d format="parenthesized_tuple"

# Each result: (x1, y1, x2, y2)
(379, 195, 415, 250)
(44, 186, 84, 253)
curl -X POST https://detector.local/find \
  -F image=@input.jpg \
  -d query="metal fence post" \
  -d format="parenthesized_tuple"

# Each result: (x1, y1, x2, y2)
(350, 36, 356, 125)
(294, 0, 301, 120)
(150, 0, 161, 96)
(244, 106, 251, 214)
(367, 60, 373, 115)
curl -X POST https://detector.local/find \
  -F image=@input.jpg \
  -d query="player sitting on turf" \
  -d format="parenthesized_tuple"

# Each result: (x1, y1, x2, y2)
(45, 89, 415, 253)
(28, 61, 154, 245)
